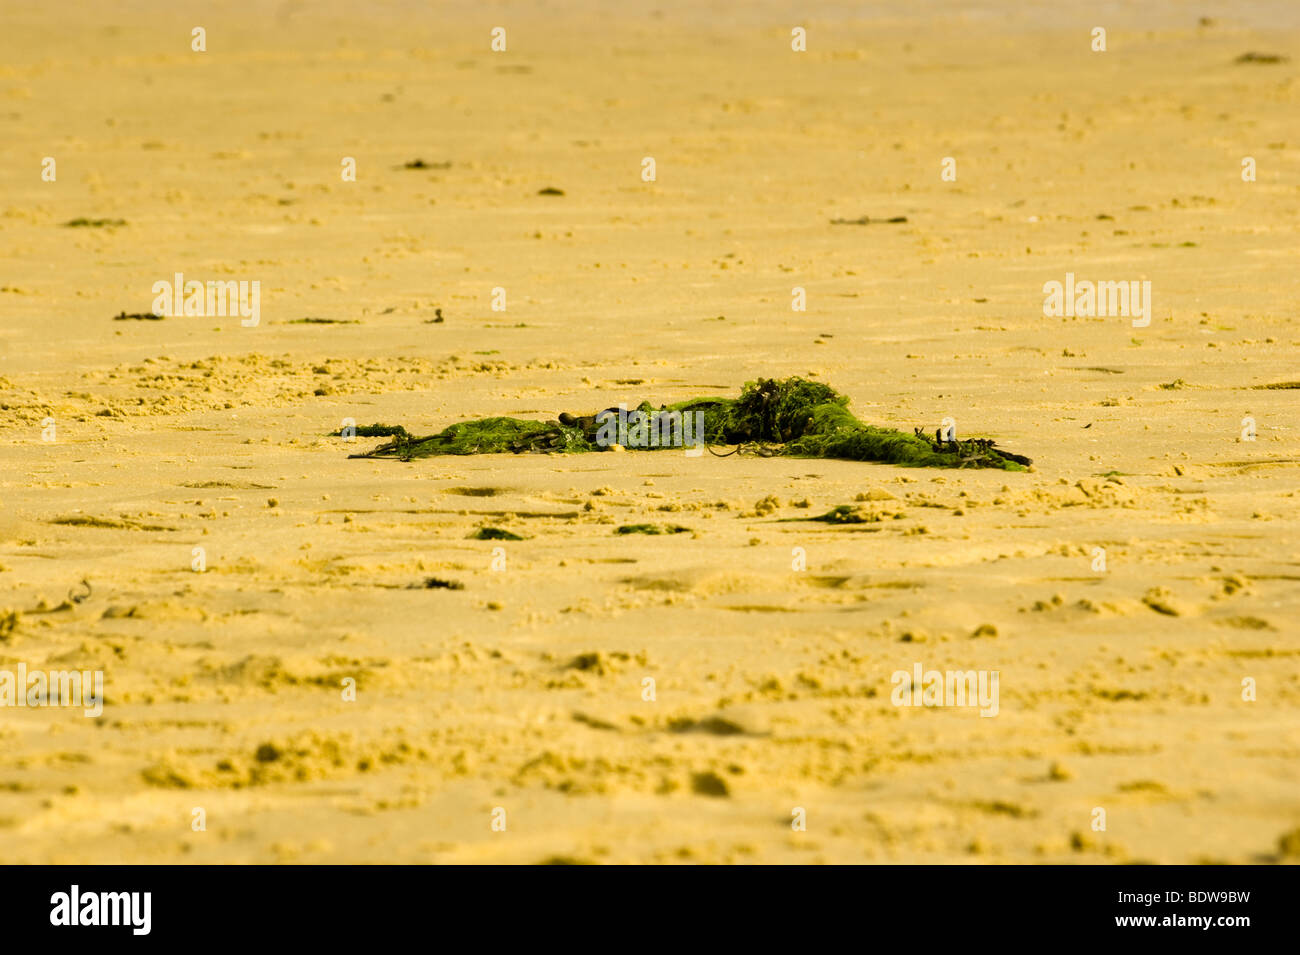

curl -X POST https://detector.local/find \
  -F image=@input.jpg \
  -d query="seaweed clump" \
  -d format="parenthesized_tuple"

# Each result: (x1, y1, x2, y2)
(349, 377, 1031, 470)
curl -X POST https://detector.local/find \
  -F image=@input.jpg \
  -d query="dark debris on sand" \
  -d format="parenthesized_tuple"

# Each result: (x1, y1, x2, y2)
(348, 377, 1033, 471)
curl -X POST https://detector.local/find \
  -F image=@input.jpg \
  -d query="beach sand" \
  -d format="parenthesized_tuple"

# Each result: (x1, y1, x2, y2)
(0, 1, 1297, 863)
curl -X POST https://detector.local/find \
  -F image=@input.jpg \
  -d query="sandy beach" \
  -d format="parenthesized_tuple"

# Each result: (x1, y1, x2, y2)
(0, 0, 1297, 863)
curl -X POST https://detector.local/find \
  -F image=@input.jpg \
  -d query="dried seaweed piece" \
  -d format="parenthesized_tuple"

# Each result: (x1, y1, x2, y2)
(0, 609, 19, 643)
(1235, 52, 1288, 64)
(408, 577, 464, 590)
(829, 215, 907, 225)
(615, 524, 690, 535)
(333, 424, 409, 438)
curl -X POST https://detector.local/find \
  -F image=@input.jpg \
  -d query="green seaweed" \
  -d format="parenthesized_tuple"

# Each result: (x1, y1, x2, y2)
(350, 377, 1031, 470)
(334, 424, 410, 438)
(470, 527, 525, 541)
(615, 523, 691, 535)
(65, 217, 127, 228)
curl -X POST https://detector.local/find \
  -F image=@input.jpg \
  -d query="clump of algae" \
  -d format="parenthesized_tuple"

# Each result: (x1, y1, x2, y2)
(348, 377, 1031, 470)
